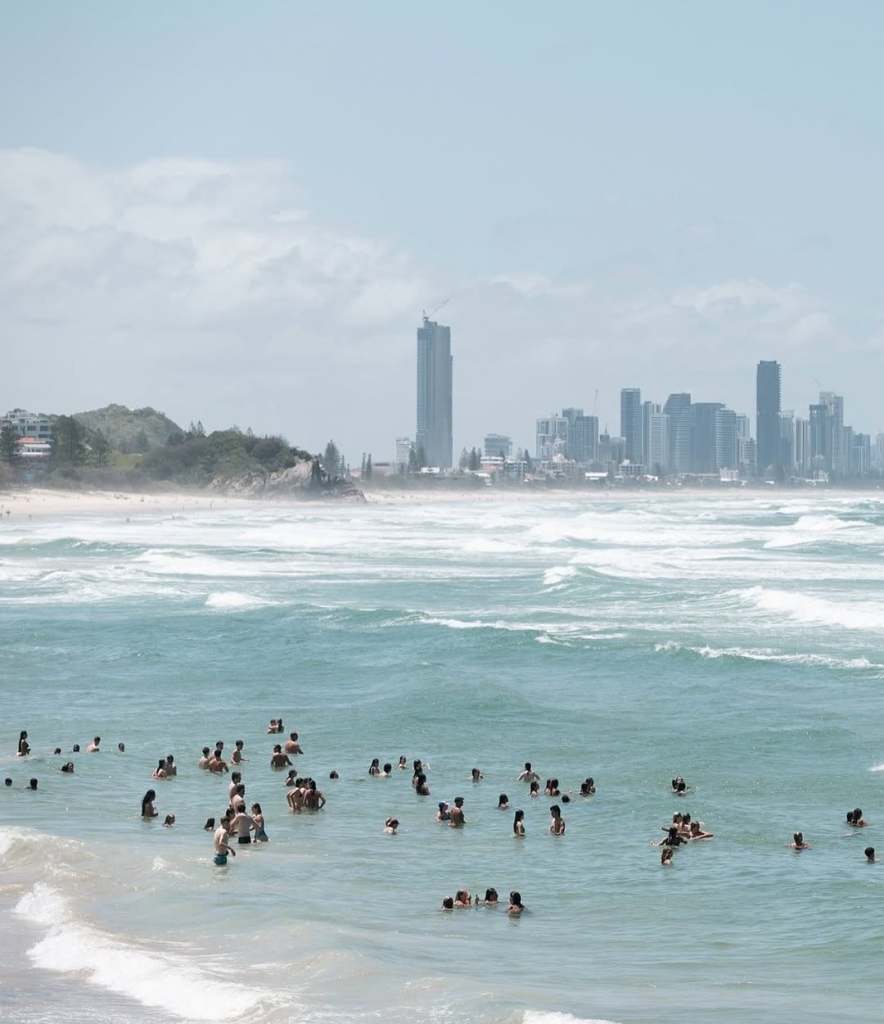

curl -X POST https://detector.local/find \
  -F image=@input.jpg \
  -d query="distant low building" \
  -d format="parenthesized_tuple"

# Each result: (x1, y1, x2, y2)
(2, 408, 53, 440)
(483, 433, 512, 459)
(16, 436, 51, 460)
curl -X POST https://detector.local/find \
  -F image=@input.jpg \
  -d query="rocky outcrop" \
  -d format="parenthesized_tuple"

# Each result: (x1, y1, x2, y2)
(209, 459, 365, 501)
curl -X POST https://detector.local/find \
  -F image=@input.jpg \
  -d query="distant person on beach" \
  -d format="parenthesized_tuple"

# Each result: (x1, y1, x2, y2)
(163, 814, 175, 827)
(329, 771, 339, 780)
(449, 797, 465, 827)
(507, 892, 524, 916)
(482, 888, 499, 906)
(17, 731, 30, 757)
(471, 768, 483, 783)
(382, 763, 392, 777)
(441, 897, 454, 911)
(497, 794, 509, 810)
(287, 781, 305, 813)
(198, 746, 212, 769)
(865, 847, 875, 863)
(251, 803, 268, 842)
(72, 744, 80, 752)
(385, 817, 399, 834)
(369, 758, 381, 776)
(213, 819, 236, 865)
(53, 748, 61, 755)
(270, 745, 292, 769)
(513, 809, 526, 837)
(454, 890, 472, 907)
(60, 762, 74, 774)
(580, 778, 596, 796)
(28, 778, 38, 790)
(661, 848, 674, 866)
(229, 772, 243, 801)
(436, 801, 450, 822)
(117, 742, 125, 752)
(152, 759, 168, 780)
(284, 732, 303, 755)
(231, 740, 245, 764)
(267, 719, 278, 733)
(529, 781, 540, 798)
(398, 756, 407, 770)
(549, 805, 566, 835)
(415, 773, 430, 796)
(285, 770, 297, 786)
(87, 737, 101, 752)
(164, 755, 176, 777)
(141, 789, 158, 818)
(790, 832, 811, 850)
(848, 808, 868, 827)
(518, 763, 539, 783)
(4, 778, 11, 787)
(209, 749, 228, 774)
(671, 776, 688, 795)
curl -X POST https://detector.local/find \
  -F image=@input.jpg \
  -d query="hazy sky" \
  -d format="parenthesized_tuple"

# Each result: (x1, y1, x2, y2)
(2, 2, 883, 458)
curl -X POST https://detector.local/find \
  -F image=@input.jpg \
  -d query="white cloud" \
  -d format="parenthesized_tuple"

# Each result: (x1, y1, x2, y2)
(1, 148, 879, 453)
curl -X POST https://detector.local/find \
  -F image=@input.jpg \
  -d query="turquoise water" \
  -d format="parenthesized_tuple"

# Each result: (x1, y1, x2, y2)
(2, 492, 884, 1024)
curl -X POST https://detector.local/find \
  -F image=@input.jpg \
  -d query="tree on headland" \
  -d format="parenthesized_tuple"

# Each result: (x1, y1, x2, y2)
(407, 447, 418, 474)
(0, 423, 17, 463)
(415, 445, 427, 470)
(322, 440, 341, 479)
(458, 447, 469, 470)
(51, 416, 86, 466)
(468, 447, 481, 471)
(90, 430, 111, 467)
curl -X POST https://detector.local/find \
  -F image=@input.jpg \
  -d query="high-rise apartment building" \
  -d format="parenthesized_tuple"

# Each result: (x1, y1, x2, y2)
(692, 402, 725, 473)
(713, 407, 738, 471)
(818, 392, 845, 476)
(794, 417, 810, 476)
(642, 402, 670, 473)
(756, 361, 782, 475)
(663, 393, 692, 473)
(620, 388, 643, 463)
(536, 414, 569, 460)
(394, 437, 414, 472)
(562, 407, 599, 463)
(416, 317, 453, 468)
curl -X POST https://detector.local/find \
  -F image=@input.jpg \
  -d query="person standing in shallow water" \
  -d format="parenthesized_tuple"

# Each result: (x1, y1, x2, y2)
(141, 789, 158, 819)
(17, 731, 30, 757)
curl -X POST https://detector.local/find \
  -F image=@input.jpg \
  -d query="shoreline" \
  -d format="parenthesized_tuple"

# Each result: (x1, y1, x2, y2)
(1, 484, 882, 520)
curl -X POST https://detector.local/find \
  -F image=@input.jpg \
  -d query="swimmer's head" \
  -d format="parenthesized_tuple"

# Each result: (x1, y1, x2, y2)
(442, 897, 454, 910)
(865, 847, 875, 862)
(232, 771, 242, 783)
(383, 763, 392, 773)
(329, 771, 339, 779)
(117, 743, 125, 752)
(793, 832, 803, 845)
(562, 794, 571, 803)
(204, 817, 215, 830)
(524, 762, 531, 771)
(498, 794, 509, 807)
(166, 755, 174, 764)
(163, 814, 175, 826)
(53, 747, 61, 755)
(202, 747, 210, 757)
(251, 803, 262, 815)
(235, 740, 243, 749)
(386, 818, 399, 829)
(4, 778, 11, 786)
(454, 797, 464, 808)
(73, 744, 80, 752)
(509, 891, 522, 907)
(484, 888, 498, 902)
(28, 778, 38, 790)
(290, 732, 298, 741)
(93, 737, 100, 745)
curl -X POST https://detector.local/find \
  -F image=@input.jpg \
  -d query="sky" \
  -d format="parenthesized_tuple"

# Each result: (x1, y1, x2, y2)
(2, 1, 883, 459)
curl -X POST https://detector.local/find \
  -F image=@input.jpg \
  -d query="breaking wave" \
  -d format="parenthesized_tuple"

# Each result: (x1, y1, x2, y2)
(655, 640, 881, 671)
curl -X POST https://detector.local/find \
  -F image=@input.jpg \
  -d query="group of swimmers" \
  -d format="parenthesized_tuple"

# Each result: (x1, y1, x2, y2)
(12, 727, 881, 889)
(441, 889, 525, 915)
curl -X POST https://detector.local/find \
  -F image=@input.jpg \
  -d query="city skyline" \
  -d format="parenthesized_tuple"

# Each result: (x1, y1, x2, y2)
(3, 6, 884, 460)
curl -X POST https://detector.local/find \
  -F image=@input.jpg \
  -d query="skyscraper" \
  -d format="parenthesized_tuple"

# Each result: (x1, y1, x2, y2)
(642, 402, 670, 474)
(663, 393, 692, 473)
(692, 402, 725, 473)
(620, 388, 643, 463)
(756, 361, 781, 475)
(416, 316, 453, 468)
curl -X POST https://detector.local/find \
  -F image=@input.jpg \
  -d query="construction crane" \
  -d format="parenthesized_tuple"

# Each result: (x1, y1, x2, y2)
(422, 296, 451, 321)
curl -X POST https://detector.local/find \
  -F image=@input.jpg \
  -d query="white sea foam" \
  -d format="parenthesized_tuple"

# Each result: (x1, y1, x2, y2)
(14, 883, 266, 1020)
(204, 592, 275, 610)
(731, 586, 884, 631)
(764, 514, 880, 549)
(869, 763, 884, 772)
(655, 640, 880, 670)
(523, 1012, 622, 1024)
(543, 565, 577, 588)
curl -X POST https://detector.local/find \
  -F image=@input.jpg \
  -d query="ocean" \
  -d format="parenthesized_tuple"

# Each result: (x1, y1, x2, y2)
(2, 491, 884, 1024)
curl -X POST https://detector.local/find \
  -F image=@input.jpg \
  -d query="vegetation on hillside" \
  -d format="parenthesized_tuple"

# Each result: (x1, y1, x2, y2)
(73, 404, 183, 453)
